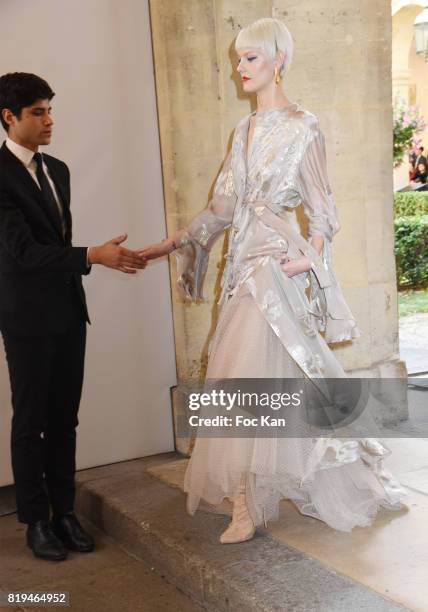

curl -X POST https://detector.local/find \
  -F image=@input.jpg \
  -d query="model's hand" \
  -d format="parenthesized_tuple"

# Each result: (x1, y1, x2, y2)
(88, 234, 147, 274)
(137, 238, 175, 261)
(279, 254, 311, 277)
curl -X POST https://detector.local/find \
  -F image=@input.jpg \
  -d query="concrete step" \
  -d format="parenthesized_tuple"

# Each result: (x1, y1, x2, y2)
(75, 452, 409, 612)
(0, 512, 204, 612)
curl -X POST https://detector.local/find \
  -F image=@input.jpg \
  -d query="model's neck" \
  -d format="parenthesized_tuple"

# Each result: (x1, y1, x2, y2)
(256, 86, 290, 113)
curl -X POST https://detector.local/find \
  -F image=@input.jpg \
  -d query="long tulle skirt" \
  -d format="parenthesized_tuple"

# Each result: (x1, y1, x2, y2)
(183, 285, 407, 532)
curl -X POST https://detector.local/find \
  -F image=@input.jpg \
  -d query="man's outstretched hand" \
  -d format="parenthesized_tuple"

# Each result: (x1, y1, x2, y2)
(88, 234, 146, 274)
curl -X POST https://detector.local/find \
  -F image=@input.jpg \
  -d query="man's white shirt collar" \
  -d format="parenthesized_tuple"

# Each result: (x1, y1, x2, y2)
(5, 137, 36, 168)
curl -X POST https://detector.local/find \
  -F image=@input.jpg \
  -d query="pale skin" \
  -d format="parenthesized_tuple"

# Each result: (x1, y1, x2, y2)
(138, 46, 324, 273)
(2, 99, 145, 274)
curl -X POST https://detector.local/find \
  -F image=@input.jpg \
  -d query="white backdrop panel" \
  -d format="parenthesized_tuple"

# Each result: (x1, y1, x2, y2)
(0, 0, 177, 485)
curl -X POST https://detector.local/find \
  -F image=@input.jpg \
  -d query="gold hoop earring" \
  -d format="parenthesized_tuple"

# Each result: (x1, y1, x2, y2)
(274, 66, 280, 85)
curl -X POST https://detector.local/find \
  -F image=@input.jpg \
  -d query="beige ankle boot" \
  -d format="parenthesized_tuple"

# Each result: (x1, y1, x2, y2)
(219, 477, 256, 544)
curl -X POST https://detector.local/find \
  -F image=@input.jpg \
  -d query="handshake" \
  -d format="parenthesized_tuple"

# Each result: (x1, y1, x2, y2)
(88, 233, 181, 274)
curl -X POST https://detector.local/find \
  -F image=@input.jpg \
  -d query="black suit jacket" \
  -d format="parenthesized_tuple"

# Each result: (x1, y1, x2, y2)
(0, 142, 90, 336)
(414, 154, 427, 169)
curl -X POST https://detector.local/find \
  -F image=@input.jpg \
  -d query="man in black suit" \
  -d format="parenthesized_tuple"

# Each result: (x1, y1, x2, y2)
(0, 72, 145, 561)
(413, 146, 427, 170)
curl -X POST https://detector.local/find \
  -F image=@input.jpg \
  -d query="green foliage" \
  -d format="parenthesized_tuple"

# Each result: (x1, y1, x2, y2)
(394, 192, 428, 217)
(395, 214, 428, 288)
(398, 289, 428, 317)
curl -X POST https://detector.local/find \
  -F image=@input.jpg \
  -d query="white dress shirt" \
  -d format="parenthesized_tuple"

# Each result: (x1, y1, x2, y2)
(5, 137, 90, 266)
(6, 137, 65, 229)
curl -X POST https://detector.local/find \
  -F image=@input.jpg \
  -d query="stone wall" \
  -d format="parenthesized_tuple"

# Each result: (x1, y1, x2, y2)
(149, 0, 407, 442)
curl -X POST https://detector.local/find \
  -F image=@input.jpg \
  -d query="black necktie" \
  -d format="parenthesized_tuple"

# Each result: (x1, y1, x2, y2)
(33, 152, 65, 237)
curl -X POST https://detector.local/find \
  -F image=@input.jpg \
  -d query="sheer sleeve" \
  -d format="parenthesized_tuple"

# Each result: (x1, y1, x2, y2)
(173, 149, 237, 301)
(296, 127, 340, 242)
(296, 123, 362, 343)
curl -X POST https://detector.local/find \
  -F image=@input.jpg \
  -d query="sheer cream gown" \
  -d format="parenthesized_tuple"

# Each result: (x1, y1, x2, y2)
(174, 102, 407, 532)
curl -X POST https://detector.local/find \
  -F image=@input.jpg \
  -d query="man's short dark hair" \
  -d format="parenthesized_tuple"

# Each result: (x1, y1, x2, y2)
(0, 72, 55, 132)
(418, 146, 424, 152)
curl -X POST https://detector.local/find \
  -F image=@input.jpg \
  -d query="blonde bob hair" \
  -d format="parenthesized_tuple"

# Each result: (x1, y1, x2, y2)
(235, 17, 294, 77)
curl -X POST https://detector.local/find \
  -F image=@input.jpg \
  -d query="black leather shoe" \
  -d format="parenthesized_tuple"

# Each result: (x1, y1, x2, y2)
(26, 520, 68, 561)
(51, 512, 94, 552)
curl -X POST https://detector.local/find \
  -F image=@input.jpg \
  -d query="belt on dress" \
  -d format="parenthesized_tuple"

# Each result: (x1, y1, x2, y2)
(247, 200, 332, 289)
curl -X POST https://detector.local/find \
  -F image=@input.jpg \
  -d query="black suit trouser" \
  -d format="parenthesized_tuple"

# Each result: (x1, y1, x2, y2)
(1, 305, 86, 524)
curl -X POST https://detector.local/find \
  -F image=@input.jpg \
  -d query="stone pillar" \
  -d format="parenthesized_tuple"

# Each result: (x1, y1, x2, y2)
(149, 0, 407, 453)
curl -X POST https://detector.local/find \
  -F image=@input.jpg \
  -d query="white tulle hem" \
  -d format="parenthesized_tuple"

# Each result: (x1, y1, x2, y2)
(184, 437, 408, 533)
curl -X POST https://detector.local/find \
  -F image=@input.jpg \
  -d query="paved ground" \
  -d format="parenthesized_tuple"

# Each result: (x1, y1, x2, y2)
(399, 313, 428, 374)
(0, 315, 424, 611)
(0, 513, 203, 612)
(146, 439, 427, 612)
(72, 454, 408, 612)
